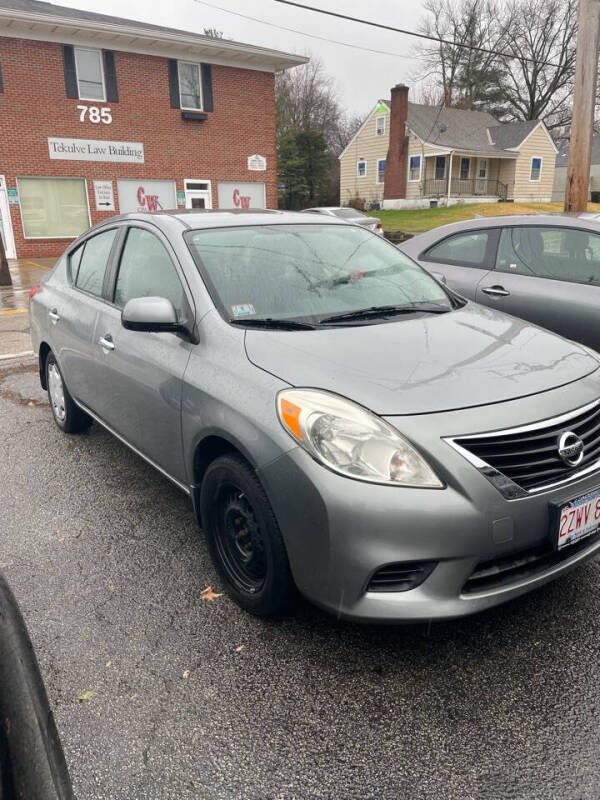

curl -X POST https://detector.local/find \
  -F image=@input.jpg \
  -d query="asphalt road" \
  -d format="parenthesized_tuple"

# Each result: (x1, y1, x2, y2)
(2, 362, 600, 800)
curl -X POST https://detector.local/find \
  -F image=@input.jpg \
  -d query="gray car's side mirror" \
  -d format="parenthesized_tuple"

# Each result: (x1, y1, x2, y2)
(122, 296, 184, 334)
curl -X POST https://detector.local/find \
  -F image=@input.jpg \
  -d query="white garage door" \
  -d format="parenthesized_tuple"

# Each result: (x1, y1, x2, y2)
(117, 179, 177, 213)
(217, 181, 266, 210)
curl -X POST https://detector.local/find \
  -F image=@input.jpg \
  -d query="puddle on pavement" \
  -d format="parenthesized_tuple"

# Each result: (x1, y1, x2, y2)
(0, 364, 47, 406)
(1, 259, 55, 310)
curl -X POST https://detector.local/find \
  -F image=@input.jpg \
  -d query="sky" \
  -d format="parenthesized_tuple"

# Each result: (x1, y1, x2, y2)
(52, 0, 429, 116)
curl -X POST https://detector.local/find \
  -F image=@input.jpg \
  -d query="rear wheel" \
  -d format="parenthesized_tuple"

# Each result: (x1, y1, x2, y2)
(200, 454, 296, 617)
(45, 351, 91, 434)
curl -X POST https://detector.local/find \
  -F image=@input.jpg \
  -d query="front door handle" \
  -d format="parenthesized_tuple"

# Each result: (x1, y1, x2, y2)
(481, 285, 510, 297)
(48, 309, 60, 323)
(99, 334, 115, 352)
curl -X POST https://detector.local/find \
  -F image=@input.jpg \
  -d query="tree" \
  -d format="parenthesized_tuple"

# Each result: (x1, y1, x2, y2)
(278, 129, 331, 209)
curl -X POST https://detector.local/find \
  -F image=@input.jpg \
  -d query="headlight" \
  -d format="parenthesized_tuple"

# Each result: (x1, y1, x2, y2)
(277, 389, 443, 488)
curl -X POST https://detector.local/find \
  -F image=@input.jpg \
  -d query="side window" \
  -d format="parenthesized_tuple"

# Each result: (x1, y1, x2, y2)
(68, 243, 84, 283)
(424, 231, 491, 268)
(114, 228, 186, 318)
(496, 226, 600, 285)
(75, 229, 117, 297)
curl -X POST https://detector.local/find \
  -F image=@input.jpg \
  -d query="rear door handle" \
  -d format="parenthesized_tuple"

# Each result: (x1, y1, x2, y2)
(48, 309, 60, 323)
(481, 285, 510, 297)
(99, 334, 115, 352)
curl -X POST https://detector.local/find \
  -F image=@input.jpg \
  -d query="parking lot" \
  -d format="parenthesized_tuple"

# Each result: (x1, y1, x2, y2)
(1, 360, 599, 799)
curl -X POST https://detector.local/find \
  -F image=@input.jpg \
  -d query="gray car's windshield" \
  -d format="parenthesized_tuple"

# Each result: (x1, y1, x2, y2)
(186, 224, 454, 324)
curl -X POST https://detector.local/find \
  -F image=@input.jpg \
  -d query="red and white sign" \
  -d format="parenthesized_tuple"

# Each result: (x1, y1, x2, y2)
(217, 181, 266, 210)
(117, 179, 176, 213)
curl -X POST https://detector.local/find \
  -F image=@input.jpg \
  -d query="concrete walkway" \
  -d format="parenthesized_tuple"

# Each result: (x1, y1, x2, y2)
(0, 258, 54, 359)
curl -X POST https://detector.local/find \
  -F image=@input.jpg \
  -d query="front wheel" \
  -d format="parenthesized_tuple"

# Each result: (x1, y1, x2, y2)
(199, 454, 296, 617)
(45, 351, 91, 434)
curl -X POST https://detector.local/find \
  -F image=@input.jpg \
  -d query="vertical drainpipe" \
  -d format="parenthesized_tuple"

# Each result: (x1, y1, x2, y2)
(447, 151, 454, 204)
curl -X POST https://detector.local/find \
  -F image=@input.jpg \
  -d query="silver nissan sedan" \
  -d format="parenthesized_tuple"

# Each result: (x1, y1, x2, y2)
(29, 210, 600, 622)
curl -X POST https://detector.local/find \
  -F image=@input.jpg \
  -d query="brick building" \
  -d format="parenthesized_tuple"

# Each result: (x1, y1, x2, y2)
(0, 0, 305, 258)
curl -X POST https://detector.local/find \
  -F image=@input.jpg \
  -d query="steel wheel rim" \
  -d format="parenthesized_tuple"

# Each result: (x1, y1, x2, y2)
(48, 362, 66, 422)
(214, 483, 267, 594)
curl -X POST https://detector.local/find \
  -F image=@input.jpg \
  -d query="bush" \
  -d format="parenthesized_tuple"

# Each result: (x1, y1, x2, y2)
(346, 194, 365, 211)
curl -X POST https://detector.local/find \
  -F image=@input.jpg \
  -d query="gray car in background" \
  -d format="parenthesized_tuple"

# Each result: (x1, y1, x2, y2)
(29, 210, 600, 622)
(302, 206, 384, 235)
(399, 214, 600, 350)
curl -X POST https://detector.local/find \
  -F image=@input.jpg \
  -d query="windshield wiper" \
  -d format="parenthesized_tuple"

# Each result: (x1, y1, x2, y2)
(229, 317, 316, 330)
(318, 303, 451, 325)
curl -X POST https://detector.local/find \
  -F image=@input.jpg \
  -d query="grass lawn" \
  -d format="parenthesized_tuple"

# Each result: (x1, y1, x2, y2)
(368, 202, 600, 234)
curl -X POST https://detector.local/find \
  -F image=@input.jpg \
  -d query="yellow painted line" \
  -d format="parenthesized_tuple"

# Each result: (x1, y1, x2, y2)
(0, 308, 28, 316)
(26, 260, 51, 270)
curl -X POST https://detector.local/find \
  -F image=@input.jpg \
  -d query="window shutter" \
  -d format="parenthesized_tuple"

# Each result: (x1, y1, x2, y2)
(201, 64, 213, 112)
(168, 59, 180, 109)
(103, 50, 119, 102)
(0, 61, 3, 93)
(62, 44, 78, 99)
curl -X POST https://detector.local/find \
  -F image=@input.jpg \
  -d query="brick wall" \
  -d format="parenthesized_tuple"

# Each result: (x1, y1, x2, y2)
(383, 84, 409, 201)
(0, 37, 278, 257)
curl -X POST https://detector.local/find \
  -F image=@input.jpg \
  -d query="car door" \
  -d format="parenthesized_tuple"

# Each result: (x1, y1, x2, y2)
(91, 223, 195, 485)
(475, 225, 600, 350)
(49, 227, 120, 409)
(418, 228, 499, 299)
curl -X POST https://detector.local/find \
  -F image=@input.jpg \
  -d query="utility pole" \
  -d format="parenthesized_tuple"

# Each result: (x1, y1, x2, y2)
(0, 234, 11, 287)
(564, 0, 600, 213)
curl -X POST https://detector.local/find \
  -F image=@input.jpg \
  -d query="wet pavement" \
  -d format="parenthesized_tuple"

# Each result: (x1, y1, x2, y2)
(0, 258, 54, 358)
(1, 359, 600, 799)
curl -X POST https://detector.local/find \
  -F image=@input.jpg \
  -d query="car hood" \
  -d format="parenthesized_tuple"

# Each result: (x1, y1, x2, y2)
(244, 304, 599, 415)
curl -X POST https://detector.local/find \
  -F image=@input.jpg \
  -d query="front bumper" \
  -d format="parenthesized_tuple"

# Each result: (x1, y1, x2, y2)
(258, 376, 600, 622)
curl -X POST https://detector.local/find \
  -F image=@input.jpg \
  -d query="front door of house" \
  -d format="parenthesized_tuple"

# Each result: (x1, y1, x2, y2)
(0, 176, 16, 259)
(184, 180, 212, 210)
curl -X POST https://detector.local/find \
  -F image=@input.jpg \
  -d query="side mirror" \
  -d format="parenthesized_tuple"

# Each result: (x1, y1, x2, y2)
(122, 296, 184, 334)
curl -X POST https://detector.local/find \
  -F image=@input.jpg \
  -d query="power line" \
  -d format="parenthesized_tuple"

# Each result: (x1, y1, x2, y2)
(273, 0, 562, 68)
(193, 0, 415, 60)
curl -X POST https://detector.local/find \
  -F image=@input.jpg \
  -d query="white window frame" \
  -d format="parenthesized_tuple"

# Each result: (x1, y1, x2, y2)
(16, 176, 91, 240)
(74, 47, 106, 103)
(477, 158, 488, 179)
(408, 155, 422, 182)
(375, 115, 386, 137)
(376, 159, 386, 184)
(356, 160, 367, 178)
(530, 156, 543, 182)
(178, 61, 204, 111)
(435, 155, 447, 181)
(459, 157, 471, 180)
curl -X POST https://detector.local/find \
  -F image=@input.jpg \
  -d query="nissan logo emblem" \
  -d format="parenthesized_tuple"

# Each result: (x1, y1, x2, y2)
(557, 431, 584, 468)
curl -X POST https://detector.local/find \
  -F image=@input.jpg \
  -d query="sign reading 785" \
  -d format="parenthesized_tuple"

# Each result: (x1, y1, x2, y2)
(77, 105, 112, 125)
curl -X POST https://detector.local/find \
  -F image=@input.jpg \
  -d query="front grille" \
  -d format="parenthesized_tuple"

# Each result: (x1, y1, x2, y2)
(453, 400, 600, 492)
(367, 561, 437, 593)
(462, 533, 600, 594)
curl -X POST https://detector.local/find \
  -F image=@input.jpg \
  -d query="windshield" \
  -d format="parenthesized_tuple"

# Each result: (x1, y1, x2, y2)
(185, 224, 454, 324)
(332, 208, 366, 219)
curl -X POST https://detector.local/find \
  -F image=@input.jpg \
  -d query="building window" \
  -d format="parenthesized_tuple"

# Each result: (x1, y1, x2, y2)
(460, 157, 470, 180)
(375, 116, 386, 136)
(357, 160, 366, 178)
(530, 157, 542, 182)
(17, 177, 90, 239)
(377, 159, 386, 184)
(74, 48, 105, 101)
(435, 156, 446, 181)
(478, 159, 488, 179)
(178, 61, 203, 110)
(409, 155, 421, 182)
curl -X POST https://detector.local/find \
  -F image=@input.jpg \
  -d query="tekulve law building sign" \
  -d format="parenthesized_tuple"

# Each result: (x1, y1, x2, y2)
(48, 137, 145, 163)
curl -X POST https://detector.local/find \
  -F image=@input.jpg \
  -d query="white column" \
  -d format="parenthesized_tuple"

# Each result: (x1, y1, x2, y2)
(447, 152, 453, 203)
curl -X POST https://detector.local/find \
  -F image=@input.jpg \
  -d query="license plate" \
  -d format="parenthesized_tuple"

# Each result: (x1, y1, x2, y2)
(553, 487, 600, 550)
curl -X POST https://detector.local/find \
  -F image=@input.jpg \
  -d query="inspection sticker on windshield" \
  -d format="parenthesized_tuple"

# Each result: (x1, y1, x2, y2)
(231, 303, 255, 317)
(553, 487, 600, 550)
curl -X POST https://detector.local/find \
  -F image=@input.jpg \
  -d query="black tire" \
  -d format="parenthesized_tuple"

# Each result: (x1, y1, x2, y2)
(45, 351, 92, 434)
(199, 453, 296, 617)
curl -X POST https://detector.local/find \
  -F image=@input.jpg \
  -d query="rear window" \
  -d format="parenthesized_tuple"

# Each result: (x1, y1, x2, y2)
(332, 208, 366, 220)
(74, 229, 117, 297)
(423, 230, 492, 268)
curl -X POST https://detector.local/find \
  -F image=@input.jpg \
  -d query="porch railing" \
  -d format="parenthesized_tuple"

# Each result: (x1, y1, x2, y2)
(423, 178, 509, 199)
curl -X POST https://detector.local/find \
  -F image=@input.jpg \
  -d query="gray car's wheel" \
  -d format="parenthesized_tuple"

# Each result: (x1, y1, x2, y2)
(45, 351, 91, 434)
(199, 454, 296, 617)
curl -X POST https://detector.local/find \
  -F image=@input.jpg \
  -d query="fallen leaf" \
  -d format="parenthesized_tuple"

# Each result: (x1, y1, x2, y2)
(200, 586, 222, 601)
(235, 645, 245, 653)
(78, 690, 95, 703)
(182, 669, 190, 679)
(27, 401, 34, 407)
(57, 537, 65, 543)
(105, 660, 112, 668)
(109, 584, 115, 593)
